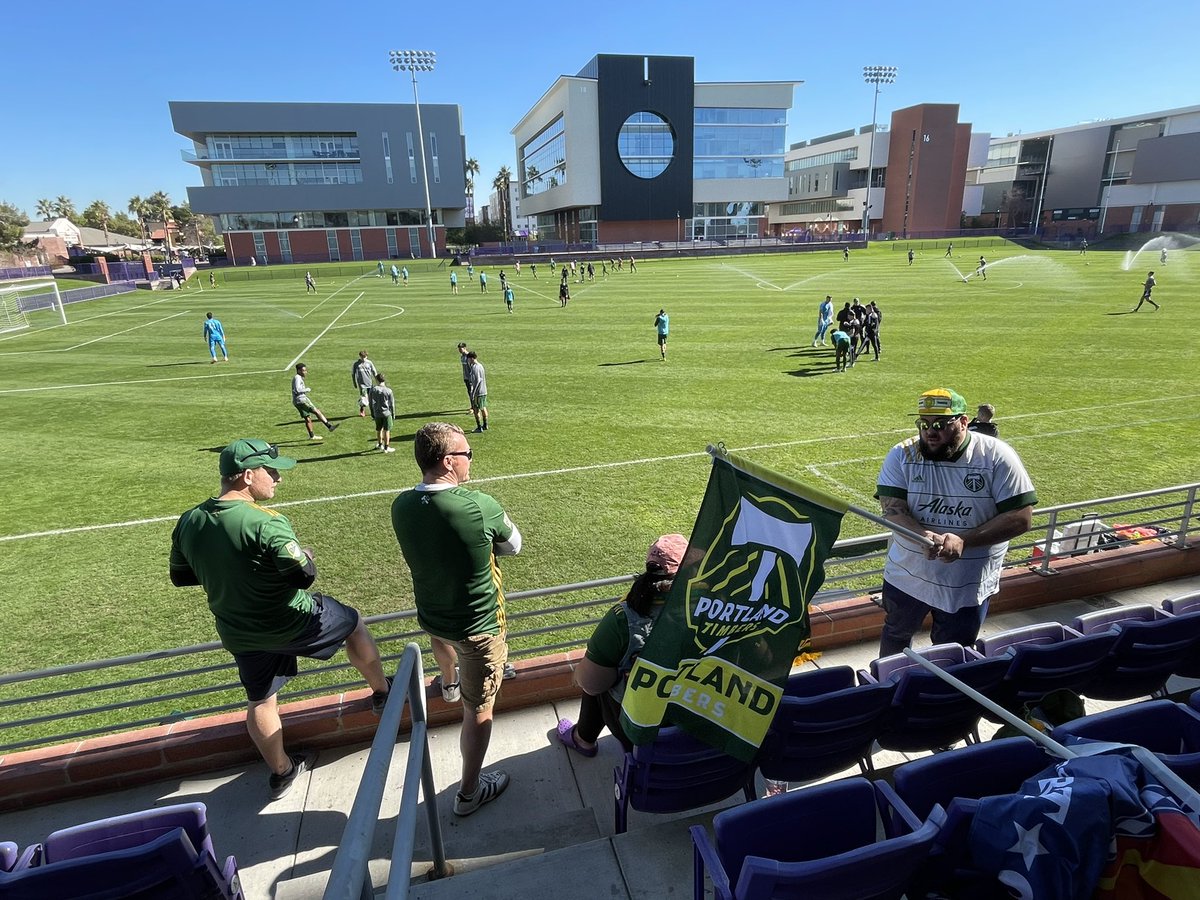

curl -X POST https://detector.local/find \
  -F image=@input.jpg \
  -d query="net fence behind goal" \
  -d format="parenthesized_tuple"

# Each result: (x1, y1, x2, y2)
(0, 280, 67, 331)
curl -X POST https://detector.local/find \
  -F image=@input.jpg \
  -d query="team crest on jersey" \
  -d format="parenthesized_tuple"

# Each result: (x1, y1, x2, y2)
(963, 472, 986, 493)
(284, 540, 307, 563)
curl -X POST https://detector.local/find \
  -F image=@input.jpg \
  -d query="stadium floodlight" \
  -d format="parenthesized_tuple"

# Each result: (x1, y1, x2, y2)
(862, 65, 897, 244)
(390, 50, 438, 257)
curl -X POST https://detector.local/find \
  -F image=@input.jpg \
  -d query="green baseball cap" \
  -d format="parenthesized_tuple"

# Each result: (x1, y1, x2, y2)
(219, 438, 297, 476)
(916, 388, 967, 417)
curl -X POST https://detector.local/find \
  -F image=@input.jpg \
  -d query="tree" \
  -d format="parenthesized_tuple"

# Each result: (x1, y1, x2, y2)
(108, 212, 142, 239)
(0, 200, 30, 250)
(53, 195, 77, 220)
(128, 195, 150, 239)
(36, 198, 54, 221)
(148, 191, 173, 254)
(464, 157, 480, 197)
(492, 166, 512, 239)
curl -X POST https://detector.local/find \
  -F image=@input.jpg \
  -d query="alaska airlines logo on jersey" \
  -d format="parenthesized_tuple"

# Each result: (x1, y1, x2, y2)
(916, 497, 974, 517)
(963, 472, 986, 493)
(686, 495, 815, 655)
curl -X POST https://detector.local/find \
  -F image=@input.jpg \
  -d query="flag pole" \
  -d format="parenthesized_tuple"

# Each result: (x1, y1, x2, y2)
(706, 444, 935, 548)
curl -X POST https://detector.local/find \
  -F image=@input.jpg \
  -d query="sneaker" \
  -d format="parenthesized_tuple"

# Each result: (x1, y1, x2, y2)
(453, 770, 510, 816)
(482, 423, 489, 431)
(371, 675, 394, 716)
(503, 663, 517, 680)
(268, 754, 309, 800)
(310, 434, 323, 441)
(435, 668, 461, 703)
(384, 446, 395, 454)
(327, 423, 340, 433)
(556, 718, 597, 758)
(375, 442, 383, 450)
(471, 426, 484, 434)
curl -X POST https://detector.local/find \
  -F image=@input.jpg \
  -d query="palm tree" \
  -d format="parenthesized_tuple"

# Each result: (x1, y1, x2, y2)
(53, 196, 77, 220)
(128, 196, 150, 240)
(148, 191, 173, 256)
(83, 200, 112, 245)
(464, 157, 480, 224)
(492, 166, 512, 239)
(36, 198, 54, 221)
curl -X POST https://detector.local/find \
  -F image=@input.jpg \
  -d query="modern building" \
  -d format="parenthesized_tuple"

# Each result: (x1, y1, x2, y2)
(967, 104, 1200, 239)
(169, 101, 467, 264)
(770, 103, 973, 239)
(511, 55, 798, 244)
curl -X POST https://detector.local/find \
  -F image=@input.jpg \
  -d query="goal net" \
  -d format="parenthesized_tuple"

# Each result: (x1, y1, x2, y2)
(0, 279, 67, 332)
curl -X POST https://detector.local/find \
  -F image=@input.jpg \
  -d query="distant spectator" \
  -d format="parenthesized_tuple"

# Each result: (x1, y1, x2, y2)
(968, 404, 999, 437)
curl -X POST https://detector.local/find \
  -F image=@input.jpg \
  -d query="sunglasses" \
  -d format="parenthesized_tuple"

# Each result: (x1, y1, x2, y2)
(241, 443, 280, 463)
(445, 449, 473, 460)
(915, 417, 961, 433)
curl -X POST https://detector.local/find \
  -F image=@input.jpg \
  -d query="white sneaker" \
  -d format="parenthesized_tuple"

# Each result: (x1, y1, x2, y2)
(376, 443, 383, 450)
(384, 446, 395, 453)
(453, 770, 510, 816)
(310, 435, 323, 441)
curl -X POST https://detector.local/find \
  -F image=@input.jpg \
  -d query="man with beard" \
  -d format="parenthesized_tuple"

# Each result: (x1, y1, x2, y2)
(875, 388, 1036, 657)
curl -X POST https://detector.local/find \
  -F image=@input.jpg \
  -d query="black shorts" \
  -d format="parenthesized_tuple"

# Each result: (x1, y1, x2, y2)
(232, 593, 360, 702)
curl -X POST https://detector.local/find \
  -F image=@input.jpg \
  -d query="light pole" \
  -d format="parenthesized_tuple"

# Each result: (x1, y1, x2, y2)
(390, 49, 438, 257)
(861, 65, 897, 245)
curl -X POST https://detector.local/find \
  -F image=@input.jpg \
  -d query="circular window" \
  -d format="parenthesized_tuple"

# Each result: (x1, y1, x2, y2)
(618, 111, 675, 179)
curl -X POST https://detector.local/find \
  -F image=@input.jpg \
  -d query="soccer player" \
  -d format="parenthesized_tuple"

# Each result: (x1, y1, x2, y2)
(812, 296, 833, 347)
(977, 256, 987, 281)
(504, 284, 514, 314)
(831, 327, 852, 372)
(843, 247, 849, 262)
(654, 308, 669, 360)
(450, 271, 459, 295)
(391, 265, 400, 284)
(368, 373, 396, 453)
(305, 271, 316, 293)
(907, 249, 914, 266)
(457, 342, 473, 406)
(203, 312, 228, 363)
(559, 281, 570, 307)
(479, 271, 488, 293)
(377, 260, 385, 277)
(944, 242, 953, 257)
(466, 351, 489, 432)
(292, 363, 338, 441)
(351, 350, 378, 417)
(209, 271, 216, 288)
(1133, 271, 1159, 311)
(401, 266, 409, 287)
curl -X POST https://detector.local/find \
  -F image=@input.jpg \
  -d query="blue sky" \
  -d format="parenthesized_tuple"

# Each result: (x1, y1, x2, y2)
(4, 0, 1198, 220)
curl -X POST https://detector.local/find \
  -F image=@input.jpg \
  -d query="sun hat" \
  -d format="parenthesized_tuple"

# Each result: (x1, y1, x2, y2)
(916, 388, 967, 417)
(646, 533, 689, 575)
(219, 439, 297, 476)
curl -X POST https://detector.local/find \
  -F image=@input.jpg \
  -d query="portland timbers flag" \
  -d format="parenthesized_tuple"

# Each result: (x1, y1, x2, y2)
(620, 447, 847, 761)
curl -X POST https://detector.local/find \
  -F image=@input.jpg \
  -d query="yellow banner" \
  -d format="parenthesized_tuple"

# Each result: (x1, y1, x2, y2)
(622, 654, 783, 749)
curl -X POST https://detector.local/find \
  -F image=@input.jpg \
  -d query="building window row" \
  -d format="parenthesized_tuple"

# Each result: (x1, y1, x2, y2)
(217, 209, 436, 232)
(211, 162, 363, 186)
(619, 111, 676, 179)
(779, 198, 856, 216)
(206, 133, 359, 160)
(786, 147, 858, 171)
(693, 108, 785, 181)
(985, 142, 1019, 168)
(521, 116, 567, 197)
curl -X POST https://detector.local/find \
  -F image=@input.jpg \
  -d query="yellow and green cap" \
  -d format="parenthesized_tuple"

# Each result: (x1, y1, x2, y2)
(916, 388, 967, 417)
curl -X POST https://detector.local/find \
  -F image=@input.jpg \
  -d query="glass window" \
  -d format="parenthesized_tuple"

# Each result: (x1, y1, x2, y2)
(521, 116, 567, 198)
(618, 111, 675, 179)
(430, 132, 440, 184)
(326, 230, 341, 261)
(278, 232, 293, 263)
(406, 132, 417, 183)
(383, 132, 393, 184)
(386, 228, 398, 257)
(693, 108, 785, 181)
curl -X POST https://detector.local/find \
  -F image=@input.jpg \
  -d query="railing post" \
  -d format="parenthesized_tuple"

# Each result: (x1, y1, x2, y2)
(1178, 485, 1197, 549)
(1037, 509, 1060, 575)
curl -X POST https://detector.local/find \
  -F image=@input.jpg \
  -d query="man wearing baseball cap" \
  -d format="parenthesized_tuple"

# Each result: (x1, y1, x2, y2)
(875, 390, 1037, 657)
(169, 439, 390, 799)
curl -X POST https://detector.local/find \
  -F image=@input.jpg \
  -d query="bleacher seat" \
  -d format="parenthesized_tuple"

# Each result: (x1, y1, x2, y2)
(614, 725, 754, 834)
(859, 644, 1011, 752)
(0, 842, 17, 873)
(976, 622, 1118, 713)
(689, 776, 944, 900)
(1071, 605, 1200, 700)
(40, 802, 218, 865)
(1162, 592, 1200, 678)
(754, 666, 894, 786)
(0, 826, 243, 899)
(1051, 700, 1200, 788)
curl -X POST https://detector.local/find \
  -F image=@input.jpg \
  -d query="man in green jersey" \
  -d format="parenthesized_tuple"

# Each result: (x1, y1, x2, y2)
(391, 423, 522, 816)
(170, 438, 390, 799)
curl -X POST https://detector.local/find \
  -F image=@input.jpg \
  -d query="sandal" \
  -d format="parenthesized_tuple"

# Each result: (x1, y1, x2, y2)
(556, 718, 597, 758)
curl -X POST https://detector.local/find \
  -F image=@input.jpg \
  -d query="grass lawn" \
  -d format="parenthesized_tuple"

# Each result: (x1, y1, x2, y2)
(1, 239, 1197, 679)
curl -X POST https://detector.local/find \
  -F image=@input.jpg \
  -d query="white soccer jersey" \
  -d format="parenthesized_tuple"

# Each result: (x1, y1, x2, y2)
(877, 433, 1036, 612)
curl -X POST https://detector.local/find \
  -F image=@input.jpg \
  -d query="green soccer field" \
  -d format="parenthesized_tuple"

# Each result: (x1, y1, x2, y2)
(1, 240, 1197, 675)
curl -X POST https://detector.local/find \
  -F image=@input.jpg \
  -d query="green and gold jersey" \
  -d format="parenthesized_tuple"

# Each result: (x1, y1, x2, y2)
(391, 484, 515, 641)
(170, 498, 314, 652)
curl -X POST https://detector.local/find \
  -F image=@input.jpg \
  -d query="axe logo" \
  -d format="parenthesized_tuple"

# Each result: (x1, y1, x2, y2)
(963, 472, 986, 493)
(686, 495, 815, 653)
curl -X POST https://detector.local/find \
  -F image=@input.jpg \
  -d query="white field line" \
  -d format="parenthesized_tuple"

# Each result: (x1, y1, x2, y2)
(804, 465, 878, 507)
(284, 292, 366, 371)
(718, 263, 783, 291)
(4, 398, 1198, 543)
(331, 305, 405, 329)
(300, 273, 372, 319)
(0, 295, 179, 346)
(0, 368, 280, 395)
(59, 310, 193, 351)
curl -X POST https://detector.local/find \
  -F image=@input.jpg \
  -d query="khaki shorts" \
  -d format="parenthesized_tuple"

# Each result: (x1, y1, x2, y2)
(447, 632, 508, 713)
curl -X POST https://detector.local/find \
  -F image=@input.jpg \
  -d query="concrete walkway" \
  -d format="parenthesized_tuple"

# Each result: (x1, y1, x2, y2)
(2, 574, 1197, 899)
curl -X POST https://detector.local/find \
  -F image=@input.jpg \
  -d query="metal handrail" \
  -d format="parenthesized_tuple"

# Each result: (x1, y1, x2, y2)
(323, 642, 450, 900)
(1, 483, 1195, 754)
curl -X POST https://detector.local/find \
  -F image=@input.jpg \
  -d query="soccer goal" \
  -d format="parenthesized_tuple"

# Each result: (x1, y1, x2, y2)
(0, 279, 67, 332)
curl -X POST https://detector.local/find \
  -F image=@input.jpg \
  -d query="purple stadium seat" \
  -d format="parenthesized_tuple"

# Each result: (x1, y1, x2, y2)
(1071, 605, 1200, 700)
